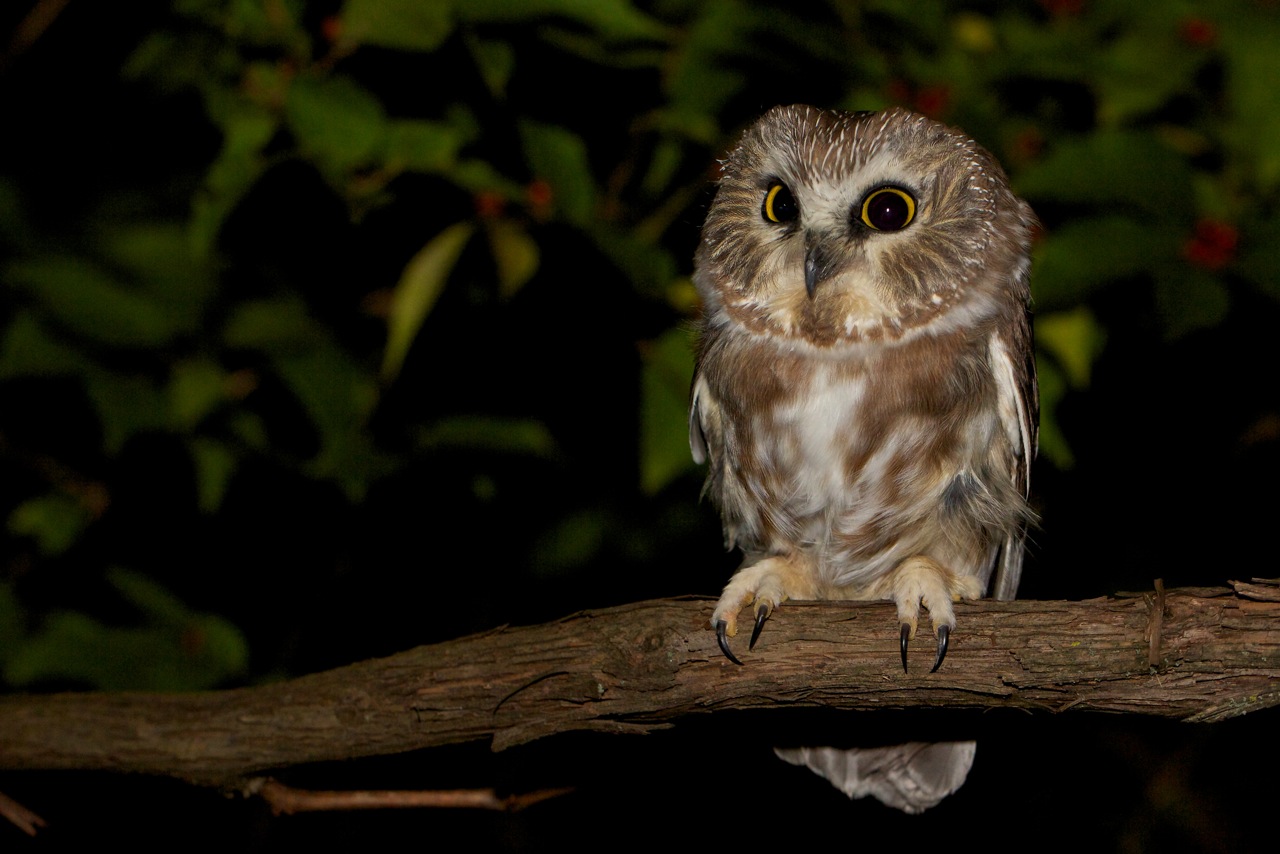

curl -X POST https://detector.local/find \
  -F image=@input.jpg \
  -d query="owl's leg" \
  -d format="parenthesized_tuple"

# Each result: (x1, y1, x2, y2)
(878, 556, 983, 673)
(711, 555, 819, 665)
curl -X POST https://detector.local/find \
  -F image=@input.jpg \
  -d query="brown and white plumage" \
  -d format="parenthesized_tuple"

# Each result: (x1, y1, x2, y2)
(689, 105, 1037, 811)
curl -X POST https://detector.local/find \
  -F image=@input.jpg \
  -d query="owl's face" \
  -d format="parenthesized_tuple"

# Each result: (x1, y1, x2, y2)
(695, 105, 1033, 349)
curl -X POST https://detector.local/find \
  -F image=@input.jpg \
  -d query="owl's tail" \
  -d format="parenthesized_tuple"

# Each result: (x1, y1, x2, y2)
(773, 742, 975, 814)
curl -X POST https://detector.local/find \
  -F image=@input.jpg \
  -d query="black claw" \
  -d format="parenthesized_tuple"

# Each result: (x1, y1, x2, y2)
(715, 619, 743, 666)
(749, 606, 769, 650)
(931, 624, 950, 673)
(900, 623, 911, 673)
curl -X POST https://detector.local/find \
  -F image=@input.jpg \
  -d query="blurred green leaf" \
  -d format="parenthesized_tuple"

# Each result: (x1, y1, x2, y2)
(109, 566, 191, 623)
(486, 219, 540, 299)
(536, 28, 666, 68)
(531, 510, 609, 576)
(8, 494, 90, 556)
(123, 27, 242, 93)
(4, 612, 129, 688)
(0, 315, 170, 456)
(459, 0, 669, 42)
(1152, 267, 1230, 340)
(190, 437, 239, 514)
(9, 257, 179, 348)
(99, 224, 217, 327)
(385, 119, 468, 173)
(866, 0, 950, 40)
(228, 410, 270, 451)
(275, 344, 385, 499)
(952, 12, 998, 54)
(593, 226, 678, 295)
(1036, 307, 1105, 389)
(640, 327, 697, 495)
(466, 35, 516, 97)
(1035, 357, 1072, 470)
(418, 416, 558, 457)
(169, 359, 228, 430)
(1222, 14, 1280, 192)
(181, 0, 309, 48)
(519, 121, 597, 226)
(192, 103, 278, 256)
(122, 30, 185, 86)
(659, 0, 754, 141)
(6, 297, 171, 457)
(223, 297, 325, 353)
(1031, 217, 1178, 309)
(285, 74, 387, 173)
(341, 0, 454, 51)
(641, 138, 683, 198)
(382, 221, 475, 382)
(4, 571, 249, 692)
(997, 12, 1097, 83)
(1016, 131, 1196, 221)
(1235, 216, 1280, 301)
(1094, 28, 1204, 125)
(84, 370, 168, 454)
(0, 313, 92, 378)
(449, 159, 528, 197)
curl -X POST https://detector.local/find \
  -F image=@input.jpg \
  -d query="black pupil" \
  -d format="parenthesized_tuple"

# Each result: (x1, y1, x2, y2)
(866, 191, 909, 230)
(767, 185, 797, 222)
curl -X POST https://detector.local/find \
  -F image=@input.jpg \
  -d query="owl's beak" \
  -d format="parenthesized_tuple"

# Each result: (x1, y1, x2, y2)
(803, 240, 833, 299)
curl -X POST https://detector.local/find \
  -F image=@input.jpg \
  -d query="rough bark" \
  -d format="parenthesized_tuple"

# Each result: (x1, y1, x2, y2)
(0, 582, 1277, 789)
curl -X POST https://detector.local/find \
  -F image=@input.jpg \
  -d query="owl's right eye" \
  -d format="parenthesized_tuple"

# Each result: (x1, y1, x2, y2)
(762, 183, 799, 224)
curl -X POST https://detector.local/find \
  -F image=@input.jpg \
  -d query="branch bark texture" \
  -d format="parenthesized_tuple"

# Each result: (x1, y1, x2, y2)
(1, 583, 1277, 788)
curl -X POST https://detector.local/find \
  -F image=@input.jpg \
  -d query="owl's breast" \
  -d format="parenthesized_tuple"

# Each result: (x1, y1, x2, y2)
(756, 362, 868, 518)
(695, 322, 1016, 590)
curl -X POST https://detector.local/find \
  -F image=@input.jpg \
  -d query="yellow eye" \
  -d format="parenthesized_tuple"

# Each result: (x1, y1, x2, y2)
(859, 187, 916, 231)
(762, 182, 798, 224)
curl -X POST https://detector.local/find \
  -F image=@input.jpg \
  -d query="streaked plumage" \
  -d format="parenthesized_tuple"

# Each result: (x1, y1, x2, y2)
(689, 105, 1037, 811)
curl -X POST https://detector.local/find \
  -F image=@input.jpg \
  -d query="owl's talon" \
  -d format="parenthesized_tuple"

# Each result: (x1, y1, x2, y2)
(715, 619, 743, 665)
(749, 605, 769, 650)
(900, 623, 911, 673)
(931, 625, 950, 673)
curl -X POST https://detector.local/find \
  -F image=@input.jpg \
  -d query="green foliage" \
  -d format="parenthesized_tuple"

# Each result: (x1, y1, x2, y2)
(382, 222, 475, 382)
(341, 0, 454, 52)
(640, 326, 696, 495)
(1034, 307, 1105, 468)
(2, 0, 1278, 693)
(3, 569, 248, 691)
(285, 75, 389, 174)
(9, 257, 181, 348)
(518, 122, 598, 227)
(7, 495, 90, 557)
(1030, 216, 1179, 309)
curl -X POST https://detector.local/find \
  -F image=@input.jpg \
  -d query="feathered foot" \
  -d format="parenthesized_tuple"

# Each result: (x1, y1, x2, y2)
(710, 555, 818, 664)
(883, 556, 983, 673)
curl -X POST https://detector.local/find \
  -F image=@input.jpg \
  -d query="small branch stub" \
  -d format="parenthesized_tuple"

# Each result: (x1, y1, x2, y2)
(255, 778, 573, 815)
(1147, 577, 1166, 669)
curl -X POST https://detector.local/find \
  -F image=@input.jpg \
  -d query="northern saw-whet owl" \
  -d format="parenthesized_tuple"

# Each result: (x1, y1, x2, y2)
(689, 105, 1038, 811)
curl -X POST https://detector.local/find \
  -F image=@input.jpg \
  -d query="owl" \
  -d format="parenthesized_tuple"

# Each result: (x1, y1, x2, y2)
(689, 105, 1038, 810)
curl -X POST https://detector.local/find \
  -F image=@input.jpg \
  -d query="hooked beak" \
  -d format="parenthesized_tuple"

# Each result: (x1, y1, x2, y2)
(803, 238, 834, 299)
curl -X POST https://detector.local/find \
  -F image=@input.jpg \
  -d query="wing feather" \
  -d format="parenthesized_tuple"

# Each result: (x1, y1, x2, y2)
(989, 303, 1038, 601)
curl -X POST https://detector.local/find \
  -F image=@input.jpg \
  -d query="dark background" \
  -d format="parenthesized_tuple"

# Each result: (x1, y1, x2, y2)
(2, 1, 1277, 850)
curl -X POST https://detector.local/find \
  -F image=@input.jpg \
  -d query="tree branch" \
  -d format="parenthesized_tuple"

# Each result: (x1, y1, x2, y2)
(1, 581, 1277, 789)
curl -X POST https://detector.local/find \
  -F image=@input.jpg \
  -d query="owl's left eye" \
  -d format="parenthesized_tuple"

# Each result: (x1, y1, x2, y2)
(762, 183, 799, 224)
(859, 187, 916, 231)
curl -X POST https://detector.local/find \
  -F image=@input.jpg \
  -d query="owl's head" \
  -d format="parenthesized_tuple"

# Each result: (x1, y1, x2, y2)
(695, 105, 1035, 348)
